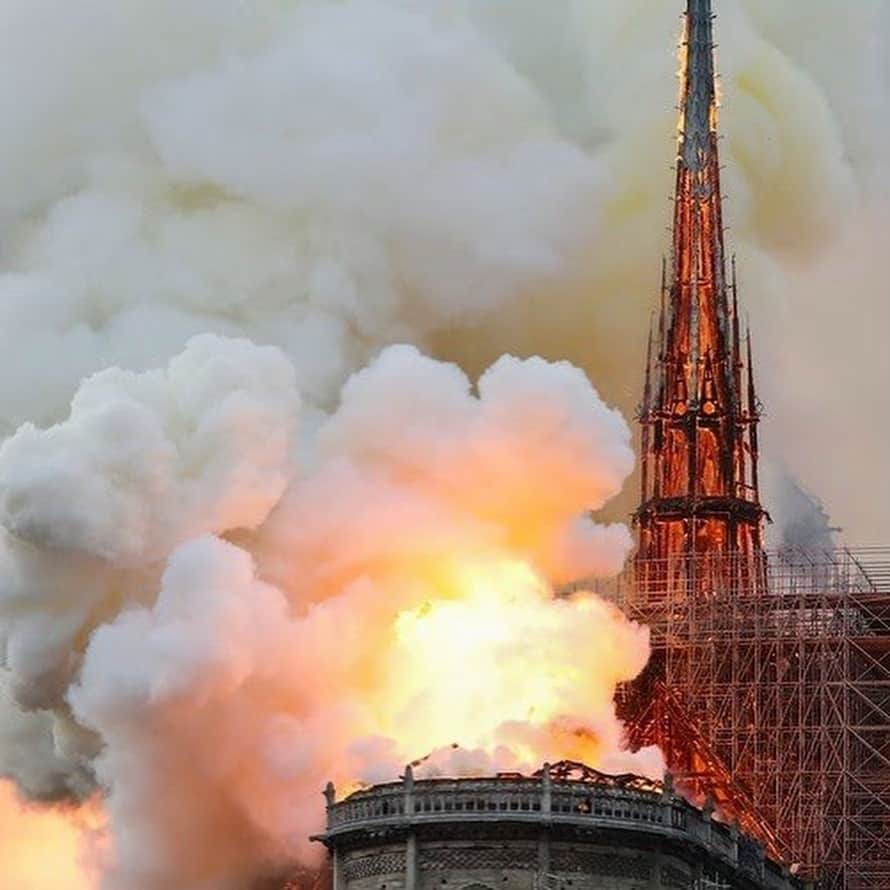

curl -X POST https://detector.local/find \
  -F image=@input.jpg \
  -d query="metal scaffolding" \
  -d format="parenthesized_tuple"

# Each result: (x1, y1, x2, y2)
(579, 547, 890, 888)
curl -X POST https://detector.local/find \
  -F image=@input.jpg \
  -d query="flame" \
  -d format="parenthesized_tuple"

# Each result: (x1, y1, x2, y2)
(365, 557, 650, 775)
(677, 18, 689, 136)
(0, 781, 104, 890)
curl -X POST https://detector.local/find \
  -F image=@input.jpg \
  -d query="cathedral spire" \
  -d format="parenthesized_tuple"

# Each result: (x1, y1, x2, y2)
(680, 0, 718, 174)
(635, 0, 766, 593)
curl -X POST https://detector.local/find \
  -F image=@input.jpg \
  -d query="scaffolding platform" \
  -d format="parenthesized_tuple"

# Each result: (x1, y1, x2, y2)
(568, 547, 890, 888)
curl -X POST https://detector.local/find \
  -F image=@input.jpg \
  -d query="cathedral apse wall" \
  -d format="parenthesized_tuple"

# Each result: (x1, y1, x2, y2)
(311, 766, 802, 890)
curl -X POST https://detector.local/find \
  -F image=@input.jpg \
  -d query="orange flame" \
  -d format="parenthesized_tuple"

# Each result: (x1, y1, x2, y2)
(0, 781, 104, 890)
(361, 557, 650, 776)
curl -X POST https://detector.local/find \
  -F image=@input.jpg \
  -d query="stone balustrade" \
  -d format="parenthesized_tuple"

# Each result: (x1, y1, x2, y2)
(316, 766, 802, 889)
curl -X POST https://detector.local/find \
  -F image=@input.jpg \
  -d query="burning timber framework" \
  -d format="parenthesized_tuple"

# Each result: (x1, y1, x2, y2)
(570, 547, 890, 888)
(609, 0, 890, 886)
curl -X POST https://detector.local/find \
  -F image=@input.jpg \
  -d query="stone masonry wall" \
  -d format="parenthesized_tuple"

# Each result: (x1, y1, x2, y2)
(337, 837, 700, 890)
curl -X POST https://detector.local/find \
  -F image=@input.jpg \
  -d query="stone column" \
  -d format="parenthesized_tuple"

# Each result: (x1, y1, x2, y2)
(541, 764, 552, 817)
(404, 765, 415, 817)
(404, 766, 417, 890)
(648, 840, 662, 890)
(324, 782, 345, 890)
(728, 822, 739, 866)
(406, 833, 417, 890)
(332, 849, 345, 890)
(660, 771, 676, 829)
(538, 764, 552, 879)
(702, 795, 715, 849)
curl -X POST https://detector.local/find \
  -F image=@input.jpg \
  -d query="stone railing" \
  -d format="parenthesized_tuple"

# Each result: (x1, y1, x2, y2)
(318, 766, 797, 888)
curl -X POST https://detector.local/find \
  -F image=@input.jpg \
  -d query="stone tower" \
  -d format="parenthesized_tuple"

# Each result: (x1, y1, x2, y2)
(634, 0, 767, 597)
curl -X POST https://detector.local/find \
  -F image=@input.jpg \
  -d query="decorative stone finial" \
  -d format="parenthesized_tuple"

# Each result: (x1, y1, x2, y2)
(662, 770, 675, 796)
(702, 794, 716, 820)
(323, 781, 336, 808)
(403, 764, 415, 790)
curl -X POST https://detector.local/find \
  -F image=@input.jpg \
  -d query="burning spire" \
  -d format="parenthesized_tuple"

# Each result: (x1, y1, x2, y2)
(623, 0, 776, 856)
(635, 0, 767, 593)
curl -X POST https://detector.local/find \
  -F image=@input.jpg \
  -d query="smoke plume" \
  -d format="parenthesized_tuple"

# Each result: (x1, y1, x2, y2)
(0, 0, 887, 887)
(1, 338, 646, 888)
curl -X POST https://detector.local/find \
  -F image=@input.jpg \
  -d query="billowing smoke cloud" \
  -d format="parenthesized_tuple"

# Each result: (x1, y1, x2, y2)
(0, 0, 886, 523)
(0, 0, 887, 886)
(1, 337, 645, 888)
(429, 0, 890, 543)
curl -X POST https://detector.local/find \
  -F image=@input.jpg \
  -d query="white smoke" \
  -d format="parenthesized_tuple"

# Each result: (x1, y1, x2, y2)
(0, 0, 887, 886)
(0, 335, 643, 887)
(0, 0, 886, 529)
(0, 335, 296, 565)
(0, 337, 646, 890)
